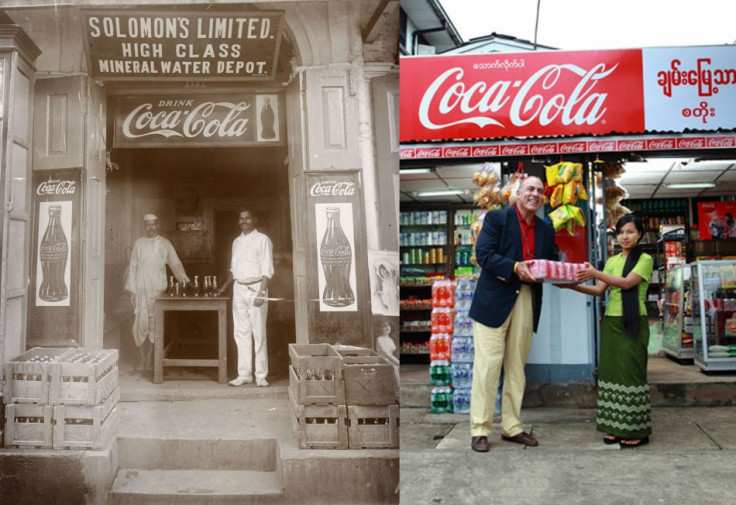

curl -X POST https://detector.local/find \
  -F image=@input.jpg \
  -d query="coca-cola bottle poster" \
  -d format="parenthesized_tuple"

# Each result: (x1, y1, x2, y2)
(35, 200, 72, 306)
(256, 94, 279, 142)
(316, 202, 357, 312)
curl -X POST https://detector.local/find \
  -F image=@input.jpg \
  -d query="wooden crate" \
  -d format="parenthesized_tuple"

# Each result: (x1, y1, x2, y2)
(52, 388, 119, 450)
(347, 404, 399, 449)
(4, 404, 54, 448)
(288, 388, 347, 450)
(289, 365, 345, 406)
(342, 355, 398, 406)
(49, 348, 119, 406)
(289, 343, 342, 375)
(333, 346, 379, 359)
(2, 347, 75, 404)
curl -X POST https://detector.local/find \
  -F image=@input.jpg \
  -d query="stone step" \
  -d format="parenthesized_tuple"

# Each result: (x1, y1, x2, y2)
(117, 437, 279, 471)
(108, 468, 283, 505)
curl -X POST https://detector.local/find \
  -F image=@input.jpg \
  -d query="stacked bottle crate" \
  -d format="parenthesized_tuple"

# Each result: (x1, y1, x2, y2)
(450, 277, 476, 414)
(429, 279, 455, 413)
(3, 347, 119, 450)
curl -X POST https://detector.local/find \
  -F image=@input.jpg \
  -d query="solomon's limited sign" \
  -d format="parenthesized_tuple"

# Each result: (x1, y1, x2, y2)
(113, 93, 283, 147)
(81, 10, 283, 80)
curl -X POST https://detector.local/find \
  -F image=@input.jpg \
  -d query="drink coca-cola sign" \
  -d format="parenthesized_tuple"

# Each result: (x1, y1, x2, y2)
(401, 50, 645, 142)
(114, 93, 283, 147)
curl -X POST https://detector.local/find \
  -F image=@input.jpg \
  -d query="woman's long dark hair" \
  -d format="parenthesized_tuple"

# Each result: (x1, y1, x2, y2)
(617, 214, 644, 338)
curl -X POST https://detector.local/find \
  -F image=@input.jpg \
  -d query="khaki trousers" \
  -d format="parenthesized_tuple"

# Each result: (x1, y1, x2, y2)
(470, 284, 533, 438)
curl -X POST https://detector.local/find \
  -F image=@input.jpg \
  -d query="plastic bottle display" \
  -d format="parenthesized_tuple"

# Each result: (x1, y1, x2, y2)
(431, 279, 456, 307)
(452, 387, 471, 414)
(320, 207, 355, 307)
(429, 333, 452, 361)
(430, 385, 454, 414)
(39, 205, 69, 302)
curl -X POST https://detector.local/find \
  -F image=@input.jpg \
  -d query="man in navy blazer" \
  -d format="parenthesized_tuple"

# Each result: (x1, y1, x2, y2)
(469, 175, 558, 452)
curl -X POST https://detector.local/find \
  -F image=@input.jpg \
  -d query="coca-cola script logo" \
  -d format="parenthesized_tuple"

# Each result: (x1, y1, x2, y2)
(37, 180, 77, 196)
(677, 137, 705, 149)
(443, 147, 470, 158)
(647, 138, 676, 150)
(399, 149, 416, 159)
(418, 63, 618, 131)
(416, 148, 442, 158)
(39, 242, 69, 259)
(530, 144, 556, 155)
(472, 146, 499, 157)
(559, 142, 587, 153)
(706, 137, 736, 148)
(588, 141, 616, 152)
(310, 182, 356, 197)
(122, 100, 251, 139)
(656, 58, 736, 98)
(501, 145, 528, 155)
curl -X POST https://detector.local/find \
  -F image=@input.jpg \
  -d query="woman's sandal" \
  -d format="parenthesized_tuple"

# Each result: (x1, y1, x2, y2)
(603, 435, 619, 445)
(619, 436, 650, 449)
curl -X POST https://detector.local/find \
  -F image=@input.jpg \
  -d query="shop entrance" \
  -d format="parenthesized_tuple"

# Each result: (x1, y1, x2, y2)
(103, 146, 295, 382)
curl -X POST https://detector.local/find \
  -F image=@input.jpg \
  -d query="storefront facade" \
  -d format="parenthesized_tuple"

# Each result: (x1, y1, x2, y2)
(0, 1, 400, 368)
(400, 46, 736, 382)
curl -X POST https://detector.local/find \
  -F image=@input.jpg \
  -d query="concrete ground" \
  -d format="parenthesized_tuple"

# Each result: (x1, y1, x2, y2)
(399, 356, 736, 505)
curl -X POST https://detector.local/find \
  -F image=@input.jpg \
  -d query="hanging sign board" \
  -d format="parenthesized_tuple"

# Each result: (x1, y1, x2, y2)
(113, 93, 284, 148)
(306, 171, 370, 346)
(81, 10, 283, 80)
(28, 169, 82, 347)
(400, 45, 736, 143)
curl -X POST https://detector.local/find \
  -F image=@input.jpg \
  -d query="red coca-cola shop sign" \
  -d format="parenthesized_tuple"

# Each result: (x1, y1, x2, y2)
(400, 45, 736, 144)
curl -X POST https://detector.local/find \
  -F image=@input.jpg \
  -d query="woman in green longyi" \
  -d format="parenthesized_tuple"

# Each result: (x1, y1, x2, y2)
(558, 214, 653, 448)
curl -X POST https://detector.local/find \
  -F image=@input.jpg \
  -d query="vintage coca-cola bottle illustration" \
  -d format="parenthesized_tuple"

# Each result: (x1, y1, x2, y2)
(260, 97, 276, 140)
(39, 205, 69, 302)
(320, 207, 355, 307)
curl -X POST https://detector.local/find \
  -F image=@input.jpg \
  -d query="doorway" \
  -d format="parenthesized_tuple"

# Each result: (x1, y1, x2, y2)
(104, 146, 294, 381)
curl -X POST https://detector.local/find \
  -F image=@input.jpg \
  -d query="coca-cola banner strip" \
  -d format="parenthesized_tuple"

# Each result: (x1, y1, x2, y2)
(81, 10, 284, 80)
(306, 172, 370, 345)
(399, 133, 736, 161)
(113, 93, 284, 148)
(400, 49, 645, 142)
(29, 170, 81, 346)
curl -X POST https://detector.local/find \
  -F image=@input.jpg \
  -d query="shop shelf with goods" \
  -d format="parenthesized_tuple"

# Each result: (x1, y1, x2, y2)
(662, 264, 693, 362)
(452, 207, 483, 278)
(399, 207, 450, 364)
(690, 260, 736, 372)
(623, 198, 688, 315)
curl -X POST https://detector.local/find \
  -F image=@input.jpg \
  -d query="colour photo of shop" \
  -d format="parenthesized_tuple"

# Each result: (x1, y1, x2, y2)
(0, 1, 399, 503)
(399, 45, 736, 415)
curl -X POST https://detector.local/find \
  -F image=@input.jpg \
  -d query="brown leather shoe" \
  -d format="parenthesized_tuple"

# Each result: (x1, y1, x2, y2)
(471, 436, 489, 452)
(501, 431, 538, 447)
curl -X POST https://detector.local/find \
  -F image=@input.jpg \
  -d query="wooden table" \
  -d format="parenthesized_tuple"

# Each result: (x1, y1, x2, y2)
(153, 296, 229, 384)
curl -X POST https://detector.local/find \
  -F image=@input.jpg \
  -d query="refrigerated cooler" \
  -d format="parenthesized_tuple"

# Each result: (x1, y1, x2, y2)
(662, 264, 693, 361)
(690, 260, 736, 372)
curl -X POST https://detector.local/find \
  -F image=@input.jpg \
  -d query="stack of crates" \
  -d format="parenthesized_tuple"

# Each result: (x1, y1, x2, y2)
(2, 347, 119, 450)
(288, 343, 399, 449)
(288, 344, 348, 449)
(336, 347, 399, 449)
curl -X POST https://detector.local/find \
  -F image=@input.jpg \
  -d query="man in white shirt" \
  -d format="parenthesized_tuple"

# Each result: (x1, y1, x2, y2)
(218, 209, 274, 387)
(125, 214, 190, 371)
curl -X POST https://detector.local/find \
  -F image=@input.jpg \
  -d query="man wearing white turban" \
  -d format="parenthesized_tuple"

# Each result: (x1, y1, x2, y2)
(125, 214, 190, 371)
